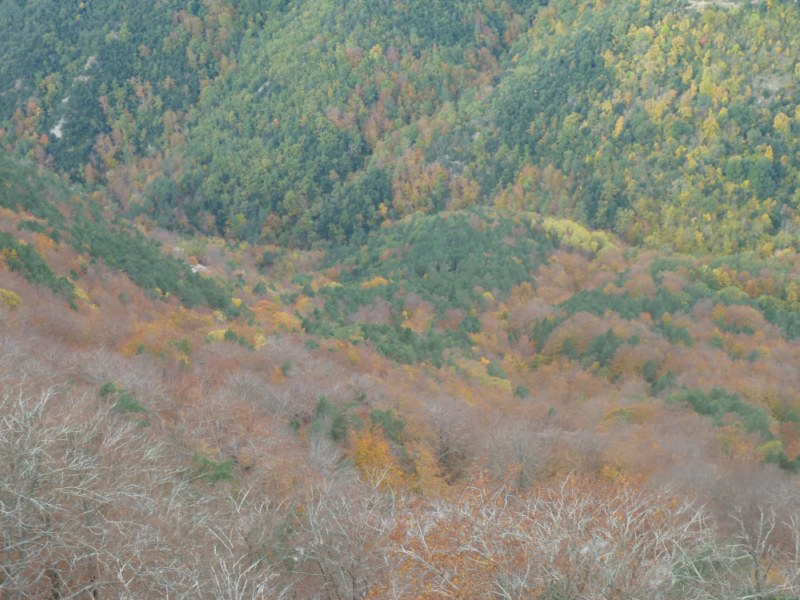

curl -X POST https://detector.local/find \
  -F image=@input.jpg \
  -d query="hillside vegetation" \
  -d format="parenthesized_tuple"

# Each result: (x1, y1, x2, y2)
(4, 0, 800, 597)
(2, 0, 800, 252)
(3, 154, 800, 595)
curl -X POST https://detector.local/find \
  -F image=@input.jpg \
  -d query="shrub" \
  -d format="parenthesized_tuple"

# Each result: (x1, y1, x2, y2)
(370, 409, 405, 444)
(192, 454, 235, 483)
(669, 387, 772, 440)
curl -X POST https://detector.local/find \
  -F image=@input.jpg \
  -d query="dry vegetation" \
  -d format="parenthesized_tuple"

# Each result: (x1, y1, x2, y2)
(3, 201, 800, 597)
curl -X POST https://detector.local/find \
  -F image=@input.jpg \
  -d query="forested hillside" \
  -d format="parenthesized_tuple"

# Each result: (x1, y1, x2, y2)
(3, 154, 800, 596)
(2, 0, 800, 252)
(4, 0, 800, 597)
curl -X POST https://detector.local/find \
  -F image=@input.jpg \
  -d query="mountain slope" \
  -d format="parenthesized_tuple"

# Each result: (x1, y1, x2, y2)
(0, 153, 229, 309)
(2, 0, 799, 253)
(4, 141, 800, 598)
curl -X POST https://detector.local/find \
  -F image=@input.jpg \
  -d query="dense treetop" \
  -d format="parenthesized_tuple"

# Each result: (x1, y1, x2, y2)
(2, 0, 799, 253)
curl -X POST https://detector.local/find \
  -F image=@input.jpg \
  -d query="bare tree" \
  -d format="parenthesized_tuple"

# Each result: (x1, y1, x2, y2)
(384, 477, 722, 599)
(726, 500, 800, 600)
(0, 385, 204, 598)
(201, 489, 294, 600)
(294, 480, 397, 599)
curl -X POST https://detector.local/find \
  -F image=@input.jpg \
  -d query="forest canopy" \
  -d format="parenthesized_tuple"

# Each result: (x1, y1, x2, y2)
(1, 0, 799, 253)
(5, 2, 800, 595)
